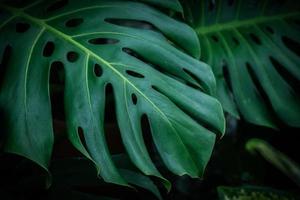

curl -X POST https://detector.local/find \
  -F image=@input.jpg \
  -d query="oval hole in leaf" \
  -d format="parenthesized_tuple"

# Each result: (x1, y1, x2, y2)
(269, 56, 300, 93)
(122, 47, 150, 65)
(122, 47, 138, 57)
(140, 114, 161, 163)
(67, 51, 79, 62)
(245, 62, 279, 122)
(105, 18, 157, 31)
(50, 61, 66, 134)
(104, 83, 125, 154)
(126, 70, 144, 78)
(222, 60, 233, 92)
(183, 68, 205, 92)
(15, 22, 30, 33)
(282, 36, 300, 57)
(78, 127, 89, 152)
(265, 26, 274, 34)
(88, 38, 119, 45)
(43, 41, 55, 57)
(50, 61, 65, 85)
(185, 82, 203, 91)
(94, 63, 103, 77)
(65, 18, 83, 27)
(249, 33, 262, 45)
(131, 93, 137, 105)
(211, 35, 219, 42)
(47, 0, 68, 12)
(232, 37, 239, 45)
(245, 62, 271, 106)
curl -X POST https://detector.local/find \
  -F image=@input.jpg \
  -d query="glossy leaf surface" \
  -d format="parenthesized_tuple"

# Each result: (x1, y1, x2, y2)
(181, 0, 300, 128)
(0, 0, 224, 189)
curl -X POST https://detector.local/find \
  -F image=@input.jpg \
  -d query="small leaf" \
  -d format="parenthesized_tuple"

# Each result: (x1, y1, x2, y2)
(246, 138, 300, 187)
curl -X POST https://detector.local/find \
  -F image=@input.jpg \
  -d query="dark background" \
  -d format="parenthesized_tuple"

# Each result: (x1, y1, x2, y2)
(1, 112, 300, 200)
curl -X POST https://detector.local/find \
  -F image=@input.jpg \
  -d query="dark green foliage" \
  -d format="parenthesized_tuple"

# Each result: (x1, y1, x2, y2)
(181, 0, 300, 128)
(0, 0, 224, 192)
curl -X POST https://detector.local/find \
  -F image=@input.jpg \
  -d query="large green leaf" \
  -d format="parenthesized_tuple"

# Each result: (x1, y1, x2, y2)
(0, 0, 225, 189)
(181, 0, 300, 128)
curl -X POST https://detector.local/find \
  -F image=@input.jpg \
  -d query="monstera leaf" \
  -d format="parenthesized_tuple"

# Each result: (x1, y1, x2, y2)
(181, 0, 300, 128)
(0, 0, 225, 190)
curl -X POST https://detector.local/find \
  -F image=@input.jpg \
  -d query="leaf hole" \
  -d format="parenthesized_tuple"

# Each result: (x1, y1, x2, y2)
(43, 41, 55, 57)
(246, 62, 269, 101)
(88, 38, 119, 45)
(49, 61, 66, 136)
(131, 93, 137, 105)
(50, 61, 65, 85)
(15, 22, 30, 33)
(67, 51, 79, 62)
(184, 72, 204, 92)
(94, 63, 103, 77)
(282, 36, 300, 57)
(265, 26, 274, 34)
(151, 85, 158, 91)
(78, 127, 89, 152)
(104, 83, 126, 154)
(185, 82, 204, 91)
(126, 70, 144, 78)
(122, 47, 149, 64)
(105, 18, 157, 31)
(122, 47, 138, 57)
(47, 0, 68, 12)
(222, 60, 233, 92)
(141, 114, 162, 165)
(65, 18, 84, 27)
(211, 35, 219, 42)
(183, 68, 205, 92)
(245, 62, 280, 121)
(249, 33, 262, 45)
(122, 48, 184, 83)
(269, 56, 300, 93)
(0, 45, 12, 88)
(232, 37, 239, 45)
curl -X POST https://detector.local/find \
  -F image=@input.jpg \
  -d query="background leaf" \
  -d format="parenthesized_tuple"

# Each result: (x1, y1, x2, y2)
(181, 0, 300, 128)
(246, 138, 300, 187)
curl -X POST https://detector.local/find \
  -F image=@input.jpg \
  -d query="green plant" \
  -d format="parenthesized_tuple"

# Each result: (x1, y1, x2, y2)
(246, 138, 300, 187)
(180, 0, 300, 128)
(0, 0, 224, 193)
